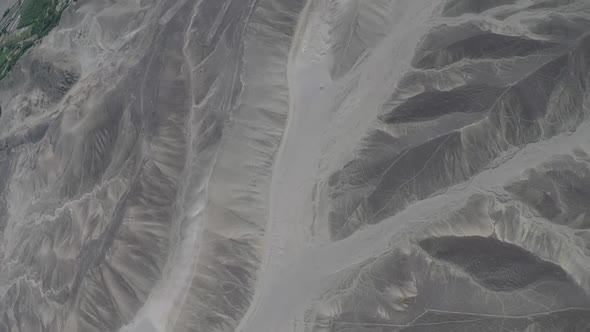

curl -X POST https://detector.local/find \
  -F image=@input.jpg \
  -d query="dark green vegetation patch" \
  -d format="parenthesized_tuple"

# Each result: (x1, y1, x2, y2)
(0, 0, 65, 80)
(19, 0, 61, 37)
(0, 35, 34, 79)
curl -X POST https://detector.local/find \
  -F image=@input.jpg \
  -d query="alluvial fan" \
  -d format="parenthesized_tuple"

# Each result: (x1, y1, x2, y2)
(0, 0, 589, 331)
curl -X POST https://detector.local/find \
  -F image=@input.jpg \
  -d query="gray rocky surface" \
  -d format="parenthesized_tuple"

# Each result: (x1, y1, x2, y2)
(0, 0, 589, 331)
